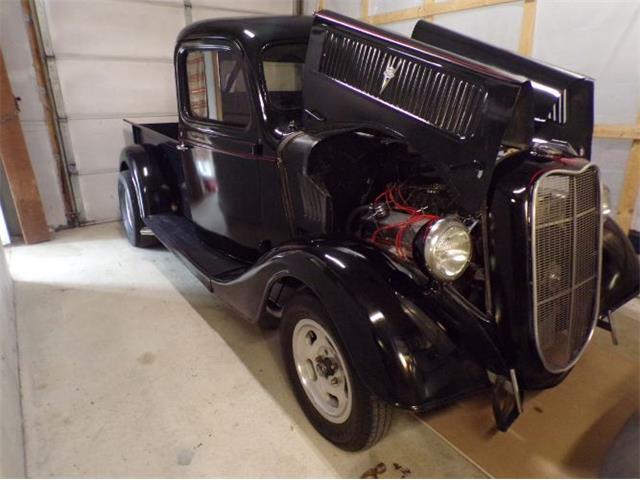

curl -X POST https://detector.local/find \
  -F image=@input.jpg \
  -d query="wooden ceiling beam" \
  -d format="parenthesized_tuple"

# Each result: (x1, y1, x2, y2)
(368, 0, 519, 25)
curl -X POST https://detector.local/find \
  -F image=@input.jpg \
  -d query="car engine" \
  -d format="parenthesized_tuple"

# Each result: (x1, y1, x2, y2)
(346, 175, 487, 310)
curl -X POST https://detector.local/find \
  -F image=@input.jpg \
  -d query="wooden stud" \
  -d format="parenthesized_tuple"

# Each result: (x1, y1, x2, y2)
(317, 0, 325, 10)
(593, 124, 640, 140)
(21, 0, 76, 225)
(361, 0, 370, 22)
(518, 0, 536, 56)
(368, 0, 518, 26)
(0, 49, 50, 244)
(616, 114, 640, 234)
(424, 0, 436, 22)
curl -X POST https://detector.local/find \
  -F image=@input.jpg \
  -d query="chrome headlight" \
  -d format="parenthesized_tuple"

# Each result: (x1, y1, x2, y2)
(601, 184, 611, 215)
(423, 218, 471, 281)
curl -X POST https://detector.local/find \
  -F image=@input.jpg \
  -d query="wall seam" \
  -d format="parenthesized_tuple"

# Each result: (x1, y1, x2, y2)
(6, 247, 28, 478)
(31, 0, 84, 224)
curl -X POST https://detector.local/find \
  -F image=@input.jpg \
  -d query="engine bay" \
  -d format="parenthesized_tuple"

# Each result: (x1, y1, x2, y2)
(297, 131, 492, 310)
(346, 175, 487, 311)
(349, 178, 451, 260)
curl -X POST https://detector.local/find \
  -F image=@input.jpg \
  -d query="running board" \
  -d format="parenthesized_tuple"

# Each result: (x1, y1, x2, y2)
(144, 214, 249, 289)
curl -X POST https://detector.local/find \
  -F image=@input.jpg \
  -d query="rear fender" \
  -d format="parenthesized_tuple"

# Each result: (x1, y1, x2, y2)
(119, 144, 174, 217)
(215, 239, 500, 409)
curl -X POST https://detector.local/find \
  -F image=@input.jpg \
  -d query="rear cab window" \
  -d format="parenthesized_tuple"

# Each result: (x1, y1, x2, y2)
(261, 43, 307, 113)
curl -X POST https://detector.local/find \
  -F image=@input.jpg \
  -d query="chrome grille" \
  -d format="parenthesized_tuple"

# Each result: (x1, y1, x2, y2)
(318, 31, 486, 139)
(531, 166, 601, 373)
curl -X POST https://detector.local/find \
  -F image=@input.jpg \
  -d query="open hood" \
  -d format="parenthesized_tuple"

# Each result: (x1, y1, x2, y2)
(302, 11, 593, 213)
(412, 20, 594, 158)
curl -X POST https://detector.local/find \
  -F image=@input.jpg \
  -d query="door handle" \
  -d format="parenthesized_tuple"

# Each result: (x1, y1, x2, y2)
(176, 141, 192, 151)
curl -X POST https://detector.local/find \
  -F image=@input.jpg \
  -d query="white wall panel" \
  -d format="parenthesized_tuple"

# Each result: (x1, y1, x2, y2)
(370, 0, 419, 16)
(432, 2, 523, 52)
(0, 0, 67, 228)
(22, 123, 68, 227)
(534, 0, 640, 125)
(0, 9, 45, 125)
(302, 0, 358, 16)
(68, 116, 177, 175)
(192, 0, 293, 14)
(43, 0, 184, 59)
(323, 0, 359, 17)
(0, 7, 41, 111)
(191, 7, 257, 22)
(191, 0, 293, 22)
(54, 58, 177, 117)
(374, 1, 524, 56)
(302, 0, 317, 15)
(77, 171, 121, 222)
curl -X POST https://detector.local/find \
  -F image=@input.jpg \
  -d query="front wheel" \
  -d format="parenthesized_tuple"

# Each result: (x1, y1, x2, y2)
(281, 293, 392, 450)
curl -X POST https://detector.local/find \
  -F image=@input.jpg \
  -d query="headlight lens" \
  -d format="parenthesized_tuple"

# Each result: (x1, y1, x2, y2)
(601, 184, 611, 215)
(423, 218, 471, 281)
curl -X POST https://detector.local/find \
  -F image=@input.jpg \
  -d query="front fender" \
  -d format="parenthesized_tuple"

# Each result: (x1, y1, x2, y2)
(600, 217, 640, 315)
(215, 238, 499, 409)
(119, 144, 174, 217)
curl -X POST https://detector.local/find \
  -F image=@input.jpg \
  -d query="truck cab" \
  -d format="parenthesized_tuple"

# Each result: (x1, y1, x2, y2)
(118, 11, 640, 451)
(174, 16, 311, 251)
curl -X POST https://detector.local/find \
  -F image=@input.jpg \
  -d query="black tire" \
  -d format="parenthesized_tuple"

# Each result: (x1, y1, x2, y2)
(281, 293, 392, 451)
(118, 171, 157, 248)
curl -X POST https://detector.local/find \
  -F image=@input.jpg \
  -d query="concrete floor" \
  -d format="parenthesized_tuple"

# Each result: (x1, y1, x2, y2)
(7, 222, 639, 478)
(7, 222, 484, 478)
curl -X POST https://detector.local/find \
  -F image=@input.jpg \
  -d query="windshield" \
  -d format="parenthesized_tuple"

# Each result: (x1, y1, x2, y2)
(262, 43, 306, 112)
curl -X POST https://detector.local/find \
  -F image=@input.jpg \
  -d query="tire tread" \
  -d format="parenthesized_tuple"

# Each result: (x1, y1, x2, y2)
(118, 171, 158, 248)
(281, 292, 393, 451)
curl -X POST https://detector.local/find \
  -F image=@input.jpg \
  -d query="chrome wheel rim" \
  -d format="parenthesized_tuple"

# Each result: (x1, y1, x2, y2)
(292, 318, 352, 424)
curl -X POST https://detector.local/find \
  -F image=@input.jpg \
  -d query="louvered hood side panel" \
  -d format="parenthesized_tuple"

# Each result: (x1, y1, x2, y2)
(303, 11, 527, 214)
(411, 19, 594, 158)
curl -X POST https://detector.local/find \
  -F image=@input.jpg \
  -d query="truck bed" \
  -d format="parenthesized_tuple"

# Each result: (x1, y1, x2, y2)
(125, 120, 179, 146)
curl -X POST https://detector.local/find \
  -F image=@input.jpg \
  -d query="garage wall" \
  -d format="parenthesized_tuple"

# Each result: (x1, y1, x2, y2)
(0, 244, 25, 478)
(0, 0, 68, 231)
(304, 0, 640, 228)
(35, 0, 295, 223)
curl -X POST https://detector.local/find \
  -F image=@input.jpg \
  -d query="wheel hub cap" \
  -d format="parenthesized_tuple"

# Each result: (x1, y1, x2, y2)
(292, 319, 352, 424)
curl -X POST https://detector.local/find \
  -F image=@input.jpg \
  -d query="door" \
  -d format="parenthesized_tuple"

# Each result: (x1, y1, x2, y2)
(178, 42, 262, 252)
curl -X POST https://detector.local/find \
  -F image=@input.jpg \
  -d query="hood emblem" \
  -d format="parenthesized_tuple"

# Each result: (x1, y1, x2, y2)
(380, 59, 401, 95)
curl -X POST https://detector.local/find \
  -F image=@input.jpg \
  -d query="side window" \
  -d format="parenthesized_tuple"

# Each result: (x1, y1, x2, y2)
(185, 49, 250, 127)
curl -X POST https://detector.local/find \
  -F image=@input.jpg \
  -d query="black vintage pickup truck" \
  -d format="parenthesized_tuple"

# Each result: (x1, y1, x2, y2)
(118, 11, 639, 450)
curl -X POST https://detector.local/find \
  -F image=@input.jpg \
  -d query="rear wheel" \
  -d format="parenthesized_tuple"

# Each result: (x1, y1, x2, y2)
(281, 293, 392, 450)
(118, 171, 157, 248)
